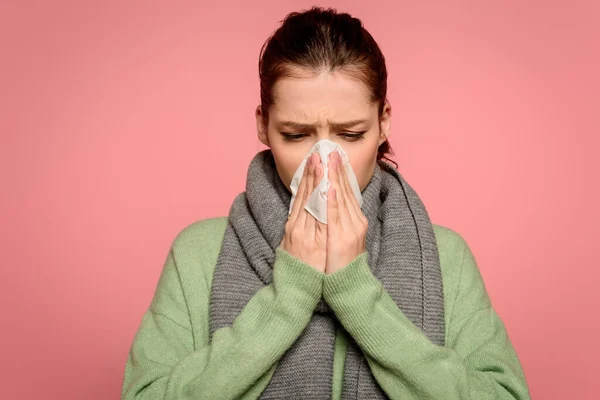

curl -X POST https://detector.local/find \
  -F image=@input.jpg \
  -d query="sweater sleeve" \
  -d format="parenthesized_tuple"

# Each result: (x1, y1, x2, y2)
(121, 247, 324, 400)
(322, 240, 531, 400)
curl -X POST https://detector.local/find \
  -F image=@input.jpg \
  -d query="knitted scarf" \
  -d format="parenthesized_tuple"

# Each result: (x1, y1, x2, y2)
(209, 149, 445, 399)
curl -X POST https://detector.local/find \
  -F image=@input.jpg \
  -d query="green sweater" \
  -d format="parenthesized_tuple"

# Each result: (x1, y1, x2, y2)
(121, 216, 531, 399)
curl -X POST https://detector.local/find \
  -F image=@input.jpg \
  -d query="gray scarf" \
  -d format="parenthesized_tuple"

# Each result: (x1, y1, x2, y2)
(209, 149, 445, 399)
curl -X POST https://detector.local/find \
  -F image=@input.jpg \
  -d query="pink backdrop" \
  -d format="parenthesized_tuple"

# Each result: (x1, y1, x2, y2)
(2, 1, 598, 398)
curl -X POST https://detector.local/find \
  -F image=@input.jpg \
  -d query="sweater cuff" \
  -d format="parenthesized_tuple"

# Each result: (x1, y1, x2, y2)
(322, 252, 379, 320)
(273, 247, 325, 314)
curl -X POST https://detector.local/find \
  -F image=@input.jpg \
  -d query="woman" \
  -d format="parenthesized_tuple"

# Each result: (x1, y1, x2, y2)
(121, 7, 531, 399)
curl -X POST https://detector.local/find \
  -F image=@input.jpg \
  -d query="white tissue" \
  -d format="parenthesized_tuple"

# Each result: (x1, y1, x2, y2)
(288, 139, 363, 224)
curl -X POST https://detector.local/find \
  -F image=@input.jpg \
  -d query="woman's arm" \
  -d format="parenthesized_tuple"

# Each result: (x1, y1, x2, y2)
(121, 247, 323, 400)
(322, 236, 531, 400)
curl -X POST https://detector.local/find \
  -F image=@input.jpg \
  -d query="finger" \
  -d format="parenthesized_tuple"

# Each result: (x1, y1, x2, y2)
(313, 152, 323, 187)
(297, 154, 316, 229)
(329, 154, 352, 232)
(336, 151, 363, 228)
(313, 153, 324, 198)
(316, 199, 328, 255)
(308, 151, 323, 209)
(310, 153, 326, 236)
(327, 185, 339, 231)
(304, 153, 319, 233)
(288, 156, 310, 225)
(304, 153, 316, 205)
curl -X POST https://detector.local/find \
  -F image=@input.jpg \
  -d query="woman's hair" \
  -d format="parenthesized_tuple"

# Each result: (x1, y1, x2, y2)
(258, 6, 398, 168)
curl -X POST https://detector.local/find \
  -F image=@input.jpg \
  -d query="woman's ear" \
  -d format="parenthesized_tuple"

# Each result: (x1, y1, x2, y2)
(378, 99, 392, 146)
(255, 105, 270, 147)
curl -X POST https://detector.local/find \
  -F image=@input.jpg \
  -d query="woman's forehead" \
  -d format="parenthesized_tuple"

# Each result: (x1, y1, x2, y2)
(271, 73, 375, 121)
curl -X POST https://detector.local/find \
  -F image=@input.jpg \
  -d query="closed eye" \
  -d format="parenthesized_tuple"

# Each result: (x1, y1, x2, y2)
(281, 132, 366, 142)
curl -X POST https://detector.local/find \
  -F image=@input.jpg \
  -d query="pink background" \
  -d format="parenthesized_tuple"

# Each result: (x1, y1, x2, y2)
(2, 1, 598, 399)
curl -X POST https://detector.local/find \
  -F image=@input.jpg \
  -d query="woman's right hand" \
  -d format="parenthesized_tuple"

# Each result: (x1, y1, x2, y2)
(280, 152, 327, 273)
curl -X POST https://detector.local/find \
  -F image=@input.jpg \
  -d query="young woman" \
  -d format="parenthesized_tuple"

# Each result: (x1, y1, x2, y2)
(121, 7, 531, 400)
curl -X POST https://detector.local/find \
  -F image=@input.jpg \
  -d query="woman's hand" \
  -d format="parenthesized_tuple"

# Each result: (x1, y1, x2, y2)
(280, 153, 327, 273)
(325, 151, 368, 275)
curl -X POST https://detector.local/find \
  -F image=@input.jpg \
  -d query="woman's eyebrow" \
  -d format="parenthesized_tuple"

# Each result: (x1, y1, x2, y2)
(278, 119, 369, 131)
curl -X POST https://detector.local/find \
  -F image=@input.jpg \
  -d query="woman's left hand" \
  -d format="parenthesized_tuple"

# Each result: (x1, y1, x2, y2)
(326, 150, 368, 275)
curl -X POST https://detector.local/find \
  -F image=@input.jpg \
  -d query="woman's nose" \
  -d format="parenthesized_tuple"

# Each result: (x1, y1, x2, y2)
(315, 130, 334, 142)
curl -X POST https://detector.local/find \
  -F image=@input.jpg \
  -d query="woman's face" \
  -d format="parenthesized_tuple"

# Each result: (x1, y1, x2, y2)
(256, 69, 392, 193)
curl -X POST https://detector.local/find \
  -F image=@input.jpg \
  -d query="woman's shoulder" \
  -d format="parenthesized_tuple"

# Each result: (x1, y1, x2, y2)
(433, 223, 491, 333)
(172, 216, 228, 248)
(432, 223, 471, 267)
(432, 223, 473, 295)
(168, 216, 229, 283)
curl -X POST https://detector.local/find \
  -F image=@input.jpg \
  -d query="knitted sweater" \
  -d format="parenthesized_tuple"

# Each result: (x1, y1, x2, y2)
(121, 216, 531, 399)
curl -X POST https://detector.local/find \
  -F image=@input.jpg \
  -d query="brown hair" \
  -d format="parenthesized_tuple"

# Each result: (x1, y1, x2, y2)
(258, 6, 398, 168)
